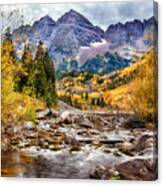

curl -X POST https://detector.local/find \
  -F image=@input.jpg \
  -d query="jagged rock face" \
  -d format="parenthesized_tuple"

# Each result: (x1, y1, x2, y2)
(11, 10, 157, 73)
(13, 15, 56, 46)
(143, 17, 158, 46)
(29, 15, 56, 46)
(105, 17, 157, 49)
(12, 15, 56, 57)
(49, 9, 104, 62)
(12, 9, 105, 64)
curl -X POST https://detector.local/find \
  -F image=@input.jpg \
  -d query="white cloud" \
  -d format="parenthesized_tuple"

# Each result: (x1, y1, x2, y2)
(1, 0, 153, 31)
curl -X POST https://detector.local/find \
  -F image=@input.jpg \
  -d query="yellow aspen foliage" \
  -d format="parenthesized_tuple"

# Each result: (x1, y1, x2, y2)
(1, 35, 46, 124)
(128, 51, 157, 120)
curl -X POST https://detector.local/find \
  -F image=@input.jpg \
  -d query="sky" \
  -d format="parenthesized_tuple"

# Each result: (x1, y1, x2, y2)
(1, 0, 154, 31)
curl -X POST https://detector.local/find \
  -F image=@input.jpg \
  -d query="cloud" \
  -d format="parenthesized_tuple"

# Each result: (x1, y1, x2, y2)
(1, 0, 153, 31)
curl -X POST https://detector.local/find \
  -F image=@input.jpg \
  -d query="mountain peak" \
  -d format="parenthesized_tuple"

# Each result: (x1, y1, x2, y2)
(68, 9, 79, 14)
(40, 15, 54, 22)
(33, 15, 56, 27)
(57, 9, 93, 26)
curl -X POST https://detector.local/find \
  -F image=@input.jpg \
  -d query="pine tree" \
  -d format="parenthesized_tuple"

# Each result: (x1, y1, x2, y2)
(43, 49, 57, 107)
(34, 41, 47, 99)
(15, 43, 35, 94)
(85, 92, 88, 100)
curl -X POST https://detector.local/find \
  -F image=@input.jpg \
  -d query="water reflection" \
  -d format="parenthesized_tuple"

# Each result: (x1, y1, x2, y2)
(1, 149, 121, 178)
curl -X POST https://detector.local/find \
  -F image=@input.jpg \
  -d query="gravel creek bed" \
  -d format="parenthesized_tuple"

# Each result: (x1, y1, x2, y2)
(1, 109, 157, 180)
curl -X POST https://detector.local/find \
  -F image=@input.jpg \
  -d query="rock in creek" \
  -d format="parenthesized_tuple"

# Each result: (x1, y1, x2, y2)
(133, 134, 155, 153)
(116, 158, 157, 181)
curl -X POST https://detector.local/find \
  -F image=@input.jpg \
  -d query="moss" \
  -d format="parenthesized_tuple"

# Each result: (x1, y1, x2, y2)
(110, 175, 122, 180)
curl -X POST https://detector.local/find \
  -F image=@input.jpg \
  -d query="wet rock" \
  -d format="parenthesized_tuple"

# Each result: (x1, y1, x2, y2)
(133, 134, 155, 153)
(90, 165, 106, 179)
(116, 159, 157, 180)
(137, 148, 155, 157)
(69, 146, 81, 152)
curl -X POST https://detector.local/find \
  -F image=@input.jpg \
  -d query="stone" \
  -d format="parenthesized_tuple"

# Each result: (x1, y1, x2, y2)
(117, 141, 134, 155)
(76, 129, 87, 136)
(79, 118, 94, 129)
(123, 117, 146, 129)
(69, 146, 81, 152)
(26, 133, 37, 139)
(23, 121, 35, 130)
(11, 138, 19, 145)
(89, 129, 100, 136)
(49, 145, 61, 151)
(77, 137, 94, 144)
(116, 159, 157, 180)
(18, 142, 31, 148)
(103, 148, 112, 154)
(133, 134, 155, 153)
(36, 109, 51, 120)
(100, 139, 124, 145)
(113, 150, 122, 157)
(90, 165, 106, 179)
(51, 111, 60, 117)
(64, 134, 79, 146)
(60, 111, 73, 124)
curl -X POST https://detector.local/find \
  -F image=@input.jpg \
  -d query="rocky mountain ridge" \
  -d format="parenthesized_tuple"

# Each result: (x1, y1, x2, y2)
(12, 9, 157, 73)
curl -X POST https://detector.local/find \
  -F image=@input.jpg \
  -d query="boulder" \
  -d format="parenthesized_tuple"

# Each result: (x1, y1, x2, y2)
(133, 134, 155, 153)
(36, 109, 52, 120)
(90, 165, 119, 180)
(116, 159, 157, 180)
(123, 117, 146, 129)
(23, 121, 36, 130)
(90, 165, 106, 179)
(60, 111, 73, 124)
(117, 141, 134, 156)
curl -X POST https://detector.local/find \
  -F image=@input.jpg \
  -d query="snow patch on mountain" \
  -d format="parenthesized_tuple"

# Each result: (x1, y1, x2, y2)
(76, 39, 109, 66)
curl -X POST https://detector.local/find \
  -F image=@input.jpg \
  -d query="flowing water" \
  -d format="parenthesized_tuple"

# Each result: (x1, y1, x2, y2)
(1, 146, 125, 178)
